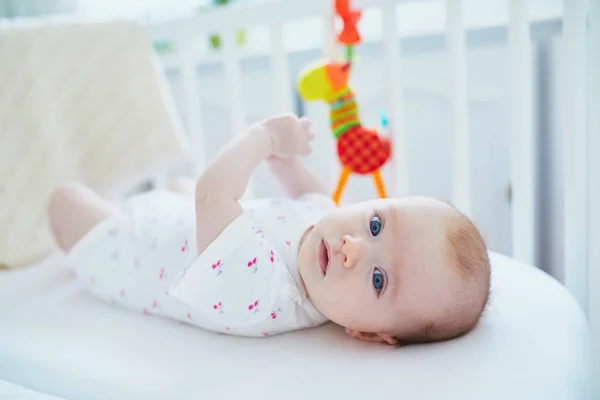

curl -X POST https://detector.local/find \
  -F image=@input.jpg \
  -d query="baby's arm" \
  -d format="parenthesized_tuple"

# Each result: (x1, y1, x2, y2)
(194, 124, 270, 253)
(194, 115, 313, 254)
(266, 156, 328, 199)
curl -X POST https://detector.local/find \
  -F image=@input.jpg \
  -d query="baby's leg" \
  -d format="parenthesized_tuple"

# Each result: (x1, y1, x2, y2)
(48, 182, 120, 252)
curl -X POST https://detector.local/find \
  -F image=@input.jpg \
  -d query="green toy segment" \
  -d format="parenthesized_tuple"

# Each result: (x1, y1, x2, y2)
(330, 87, 360, 138)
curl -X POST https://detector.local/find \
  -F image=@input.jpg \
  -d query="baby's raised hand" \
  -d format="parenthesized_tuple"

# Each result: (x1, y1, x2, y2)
(263, 114, 314, 159)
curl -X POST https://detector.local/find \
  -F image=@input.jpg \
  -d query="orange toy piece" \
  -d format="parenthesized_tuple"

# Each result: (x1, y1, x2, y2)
(335, 0, 362, 45)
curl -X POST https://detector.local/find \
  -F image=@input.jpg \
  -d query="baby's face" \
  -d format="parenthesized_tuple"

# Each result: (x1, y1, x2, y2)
(297, 197, 462, 340)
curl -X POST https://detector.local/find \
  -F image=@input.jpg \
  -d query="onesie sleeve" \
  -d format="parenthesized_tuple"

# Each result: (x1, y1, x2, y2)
(296, 192, 337, 217)
(167, 211, 286, 333)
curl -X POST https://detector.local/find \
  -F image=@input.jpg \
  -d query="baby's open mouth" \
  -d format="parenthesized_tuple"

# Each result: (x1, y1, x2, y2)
(318, 239, 330, 276)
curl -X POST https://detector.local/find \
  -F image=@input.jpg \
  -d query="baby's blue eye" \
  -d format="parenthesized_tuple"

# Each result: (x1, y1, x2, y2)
(370, 215, 382, 236)
(373, 268, 384, 292)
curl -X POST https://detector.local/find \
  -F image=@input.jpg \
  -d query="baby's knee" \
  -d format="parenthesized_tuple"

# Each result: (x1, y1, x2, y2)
(47, 182, 116, 252)
(48, 182, 82, 250)
(48, 182, 85, 217)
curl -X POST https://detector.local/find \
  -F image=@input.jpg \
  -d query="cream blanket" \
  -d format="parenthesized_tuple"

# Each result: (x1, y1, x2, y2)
(0, 18, 190, 268)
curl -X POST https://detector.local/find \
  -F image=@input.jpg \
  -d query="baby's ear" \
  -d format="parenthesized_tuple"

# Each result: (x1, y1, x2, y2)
(345, 328, 399, 345)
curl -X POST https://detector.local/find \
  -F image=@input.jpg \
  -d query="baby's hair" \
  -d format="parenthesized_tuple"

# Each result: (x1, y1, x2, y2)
(445, 209, 491, 323)
(396, 205, 491, 345)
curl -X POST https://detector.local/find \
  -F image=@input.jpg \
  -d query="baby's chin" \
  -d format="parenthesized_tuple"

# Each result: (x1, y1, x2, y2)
(297, 224, 315, 253)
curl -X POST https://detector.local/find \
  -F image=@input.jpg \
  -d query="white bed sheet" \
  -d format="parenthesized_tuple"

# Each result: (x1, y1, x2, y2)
(0, 252, 589, 400)
(0, 379, 65, 399)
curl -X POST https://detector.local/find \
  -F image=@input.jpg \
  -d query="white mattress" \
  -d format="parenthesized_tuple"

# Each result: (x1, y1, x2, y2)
(0, 379, 65, 399)
(0, 252, 589, 400)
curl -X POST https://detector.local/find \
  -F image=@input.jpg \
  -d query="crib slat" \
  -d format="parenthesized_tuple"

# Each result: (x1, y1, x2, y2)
(179, 38, 207, 178)
(221, 28, 255, 200)
(446, 0, 471, 216)
(322, 8, 340, 194)
(562, 0, 588, 310)
(270, 22, 294, 114)
(222, 29, 246, 134)
(588, 0, 600, 392)
(323, 4, 336, 59)
(381, 0, 409, 197)
(508, 0, 535, 264)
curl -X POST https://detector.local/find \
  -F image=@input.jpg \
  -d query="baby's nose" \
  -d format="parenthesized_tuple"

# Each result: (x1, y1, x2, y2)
(341, 235, 365, 268)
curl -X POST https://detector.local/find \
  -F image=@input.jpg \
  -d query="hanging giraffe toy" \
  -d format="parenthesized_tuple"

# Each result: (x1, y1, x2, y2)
(297, 0, 391, 205)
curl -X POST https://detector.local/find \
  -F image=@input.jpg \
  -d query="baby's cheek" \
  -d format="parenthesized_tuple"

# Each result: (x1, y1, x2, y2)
(320, 284, 362, 324)
(318, 212, 352, 233)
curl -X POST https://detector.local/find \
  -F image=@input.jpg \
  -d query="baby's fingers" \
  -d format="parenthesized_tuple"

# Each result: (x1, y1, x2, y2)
(302, 123, 315, 140)
(300, 145, 312, 156)
(299, 116, 312, 129)
(299, 139, 312, 155)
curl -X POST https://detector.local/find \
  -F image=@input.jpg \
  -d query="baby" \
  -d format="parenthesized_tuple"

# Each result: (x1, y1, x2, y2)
(48, 114, 490, 345)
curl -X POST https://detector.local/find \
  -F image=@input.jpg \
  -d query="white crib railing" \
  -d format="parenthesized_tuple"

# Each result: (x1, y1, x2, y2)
(144, 0, 596, 368)
(381, 0, 408, 199)
(587, 1, 599, 395)
(508, 0, 535, 266)
(562, 0, 589, 312)
(446, 0, 470, 217)
(178, 38, 207, 177)
(270, 21, 295, 114)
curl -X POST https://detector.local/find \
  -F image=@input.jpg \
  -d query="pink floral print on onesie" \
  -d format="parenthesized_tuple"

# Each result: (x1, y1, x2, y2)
(159, 268, 167, 280)
(251, 225, 265, 244)
(247, 257, 258, 273)
(248, 300, 260, 313)
(212, 260, 224, 275)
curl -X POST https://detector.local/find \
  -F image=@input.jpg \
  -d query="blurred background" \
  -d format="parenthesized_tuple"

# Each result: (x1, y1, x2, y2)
(0, 0, 578, 289)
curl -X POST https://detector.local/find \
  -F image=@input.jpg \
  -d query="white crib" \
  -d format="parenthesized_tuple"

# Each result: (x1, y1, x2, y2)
(145, 2, 597, 311)
(0, 1, 596, 399)
(144, 0, 598, 393)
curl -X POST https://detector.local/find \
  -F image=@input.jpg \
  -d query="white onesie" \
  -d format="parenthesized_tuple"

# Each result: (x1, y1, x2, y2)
(67, 189, 336, 337)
